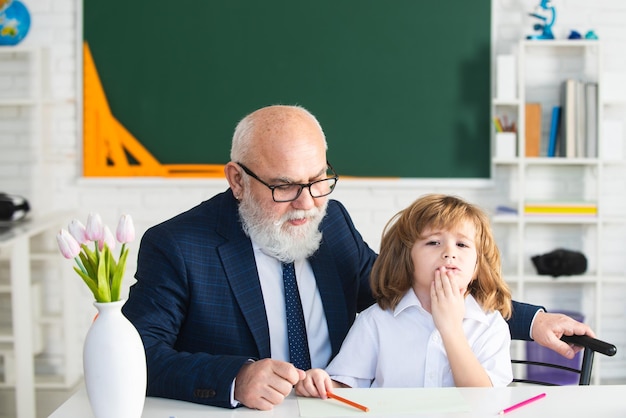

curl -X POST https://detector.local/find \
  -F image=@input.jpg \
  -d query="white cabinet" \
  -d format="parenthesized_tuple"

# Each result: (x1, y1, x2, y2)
(0, 213, 82, 418)
(492, 40, 626, 383)
(0, 47, 82, 415)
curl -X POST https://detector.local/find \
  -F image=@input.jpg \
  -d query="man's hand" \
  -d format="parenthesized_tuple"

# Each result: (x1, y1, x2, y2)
(531, 311, 596, 359)
(234, 359, 305, 410)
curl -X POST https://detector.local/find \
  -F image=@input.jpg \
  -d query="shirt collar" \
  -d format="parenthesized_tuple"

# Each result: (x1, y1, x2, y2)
(394, 289, 423, 316)
(393, 289, 492, 325)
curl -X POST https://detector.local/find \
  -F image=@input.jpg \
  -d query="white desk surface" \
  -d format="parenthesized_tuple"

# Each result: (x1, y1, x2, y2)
(49, 384, 626, 418)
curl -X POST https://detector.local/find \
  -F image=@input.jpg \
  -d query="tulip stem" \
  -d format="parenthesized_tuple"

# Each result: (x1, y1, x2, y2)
(74, 257, 87, 275)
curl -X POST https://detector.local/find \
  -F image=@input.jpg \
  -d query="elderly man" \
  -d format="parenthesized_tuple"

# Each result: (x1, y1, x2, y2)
(123, 105, 592, 410)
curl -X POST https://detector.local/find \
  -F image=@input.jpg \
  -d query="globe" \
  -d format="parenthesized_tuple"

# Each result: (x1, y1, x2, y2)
(0, 0, 31, 46)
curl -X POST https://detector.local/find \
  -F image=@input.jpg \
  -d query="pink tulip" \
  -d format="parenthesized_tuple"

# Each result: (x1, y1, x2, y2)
(99, 225, 116, 251)
(57, 212, 136, 303)
(68, 219, 89, 244)
(116, 214, 135, 243)
(56, 229, 81, 259)
(85, 213, 104, 241)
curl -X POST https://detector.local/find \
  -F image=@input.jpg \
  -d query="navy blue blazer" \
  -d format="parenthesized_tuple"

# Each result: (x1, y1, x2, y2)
(123, 189, 539, 408)
(122, 190, 377, 407)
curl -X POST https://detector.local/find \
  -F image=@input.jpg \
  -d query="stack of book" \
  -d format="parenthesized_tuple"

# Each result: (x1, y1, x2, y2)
(548, 79, 598, 158)
(524, 201, 597, 217)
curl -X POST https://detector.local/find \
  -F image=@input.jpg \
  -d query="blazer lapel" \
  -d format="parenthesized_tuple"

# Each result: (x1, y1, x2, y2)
(216, 192, 271, 359)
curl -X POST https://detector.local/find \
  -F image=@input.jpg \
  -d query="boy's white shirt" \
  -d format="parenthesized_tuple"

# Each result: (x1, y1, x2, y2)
(326, 289, 512, 388)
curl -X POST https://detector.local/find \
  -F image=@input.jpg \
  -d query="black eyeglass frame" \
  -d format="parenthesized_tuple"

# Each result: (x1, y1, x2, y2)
(236, 162, 339, 203)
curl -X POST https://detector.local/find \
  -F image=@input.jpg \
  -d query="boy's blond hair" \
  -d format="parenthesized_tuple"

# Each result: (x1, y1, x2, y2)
(371, 194, 512, 319)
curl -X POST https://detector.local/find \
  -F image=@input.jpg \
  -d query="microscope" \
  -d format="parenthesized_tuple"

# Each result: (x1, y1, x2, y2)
(527, 0, 556, 40)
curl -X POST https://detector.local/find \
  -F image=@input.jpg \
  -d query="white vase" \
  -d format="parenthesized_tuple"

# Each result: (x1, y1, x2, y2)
(83, 300, 147, 418)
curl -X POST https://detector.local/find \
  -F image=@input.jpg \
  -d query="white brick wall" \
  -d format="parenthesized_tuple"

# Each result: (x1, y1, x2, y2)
(1, 0, 626, 393)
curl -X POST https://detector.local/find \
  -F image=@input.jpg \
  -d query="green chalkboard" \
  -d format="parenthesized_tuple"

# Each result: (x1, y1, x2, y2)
(83, 1, 491, 178)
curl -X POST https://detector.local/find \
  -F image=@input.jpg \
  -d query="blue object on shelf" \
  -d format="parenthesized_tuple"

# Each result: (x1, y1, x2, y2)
(527, 0, 556, 40)
(547, 106, 561, 157)
(496, 205, 518, 215)
(0, 0, 31, 46)
(525, 310, 584, 385)
(568, 30, 582, 40)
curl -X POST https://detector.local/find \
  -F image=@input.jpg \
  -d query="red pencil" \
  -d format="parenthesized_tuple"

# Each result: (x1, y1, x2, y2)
(499, 393, 546, 415)
(327, 391, 369, 412)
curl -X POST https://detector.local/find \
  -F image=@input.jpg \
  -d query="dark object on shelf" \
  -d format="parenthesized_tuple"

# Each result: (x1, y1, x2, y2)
(531, 248, 587, 277)
(568, 30, 583, 39)
(0, 193, 30, 221)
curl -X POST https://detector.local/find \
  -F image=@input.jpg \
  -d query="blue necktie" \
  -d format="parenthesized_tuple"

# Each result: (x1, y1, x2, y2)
(282, 262, 311, 370)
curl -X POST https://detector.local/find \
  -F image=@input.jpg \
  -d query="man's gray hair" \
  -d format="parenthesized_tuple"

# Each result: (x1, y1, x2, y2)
(230, 105, 327, 163)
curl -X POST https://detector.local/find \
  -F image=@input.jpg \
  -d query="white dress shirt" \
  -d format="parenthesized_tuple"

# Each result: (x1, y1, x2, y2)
(326, 290, 512, 388)
(252, 242, 332, 368)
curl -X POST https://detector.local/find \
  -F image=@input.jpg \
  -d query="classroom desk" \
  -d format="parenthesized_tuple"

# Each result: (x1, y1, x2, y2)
(49, 384, 626, 418)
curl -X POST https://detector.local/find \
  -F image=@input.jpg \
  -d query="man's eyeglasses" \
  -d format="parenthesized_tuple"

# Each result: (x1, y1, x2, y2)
(236, 162, 338, 203)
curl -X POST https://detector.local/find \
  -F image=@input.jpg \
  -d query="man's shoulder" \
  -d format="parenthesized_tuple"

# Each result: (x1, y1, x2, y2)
(320, 199, 352, 228)
(326, 198, 348, 212)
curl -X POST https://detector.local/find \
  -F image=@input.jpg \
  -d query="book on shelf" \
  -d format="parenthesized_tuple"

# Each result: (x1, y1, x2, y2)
(495, 205, 518, 215)
(547, 106, 561, 157)
(525, 103, 541, 157)
(585, 82, 598, 158)
(560, 79, 578, 158)
(576, 80, 586, 158)
(559, 79, 598, 158)
(524, 201, 597, 216)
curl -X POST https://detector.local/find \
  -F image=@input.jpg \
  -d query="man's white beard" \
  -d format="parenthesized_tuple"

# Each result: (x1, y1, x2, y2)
(238, 189, 327, 263)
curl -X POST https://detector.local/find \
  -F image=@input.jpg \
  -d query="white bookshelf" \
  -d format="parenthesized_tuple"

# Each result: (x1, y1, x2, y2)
(0, 46, 83, 418)
(492, 40, 626, 384)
